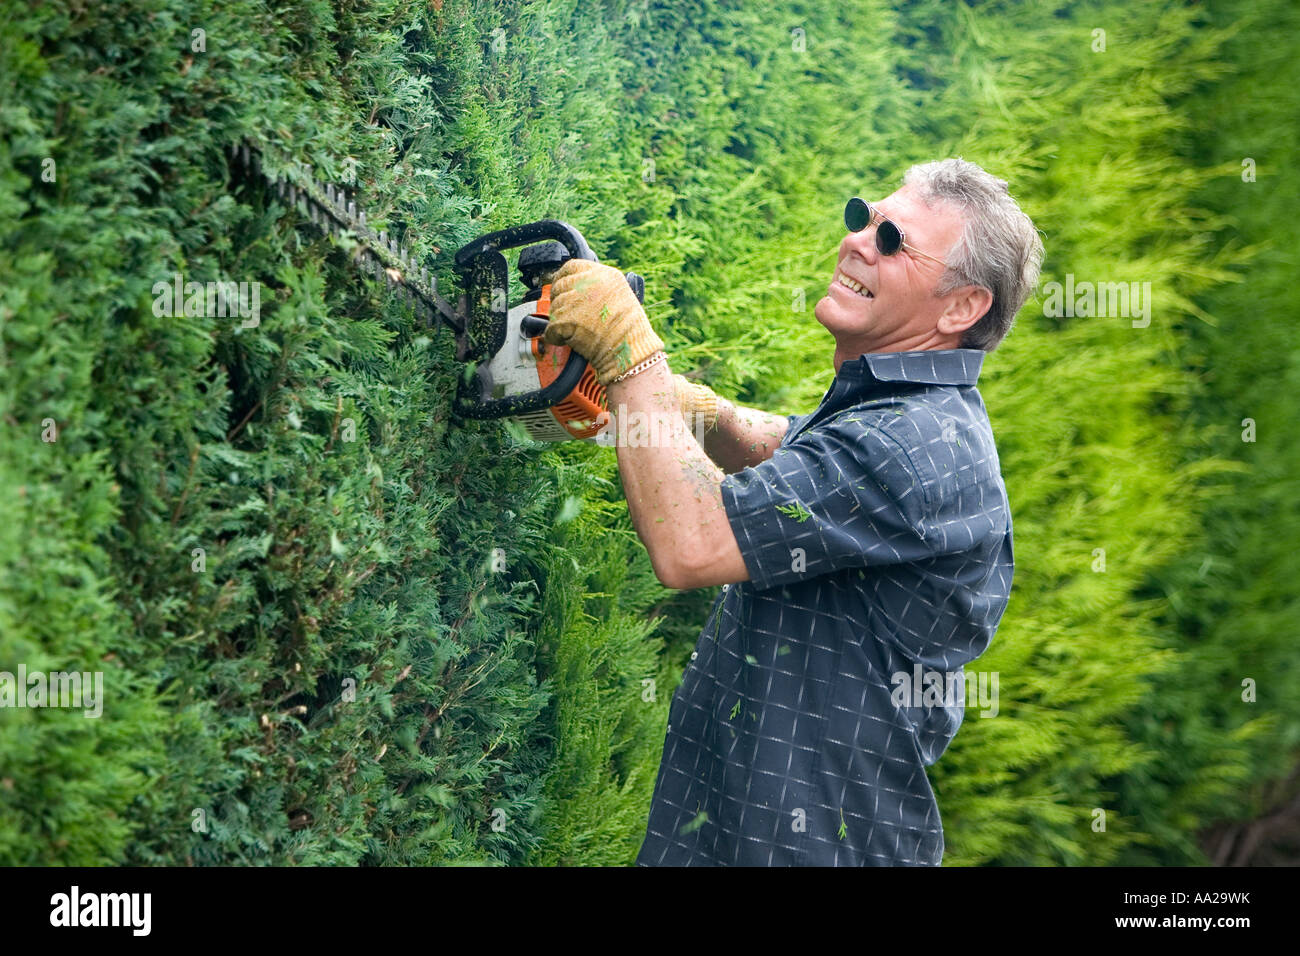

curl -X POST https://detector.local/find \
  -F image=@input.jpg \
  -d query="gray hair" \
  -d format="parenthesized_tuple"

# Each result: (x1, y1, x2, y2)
(902, 158, 1043, 351)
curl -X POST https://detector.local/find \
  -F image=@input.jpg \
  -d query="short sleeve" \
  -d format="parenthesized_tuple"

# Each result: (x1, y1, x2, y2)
(720, 412, 936, 591)
(774, 412, 804, 450)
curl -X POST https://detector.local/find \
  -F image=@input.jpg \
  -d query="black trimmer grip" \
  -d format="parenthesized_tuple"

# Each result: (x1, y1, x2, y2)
(454, 220, 598, 270)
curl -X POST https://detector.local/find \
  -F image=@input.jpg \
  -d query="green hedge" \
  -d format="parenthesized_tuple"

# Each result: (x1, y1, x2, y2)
(0, 0, 1291, 865)
(1119, 0, 1300, 866)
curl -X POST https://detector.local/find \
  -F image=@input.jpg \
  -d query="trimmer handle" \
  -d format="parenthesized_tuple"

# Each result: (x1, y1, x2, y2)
(453, 220, 599, 270)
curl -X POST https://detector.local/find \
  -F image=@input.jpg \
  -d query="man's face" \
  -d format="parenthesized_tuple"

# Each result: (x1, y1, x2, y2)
(814, 185, 965, 349)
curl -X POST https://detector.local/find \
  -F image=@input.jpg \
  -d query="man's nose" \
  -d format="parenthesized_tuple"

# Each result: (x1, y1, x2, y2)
(843, 226, 879, 265)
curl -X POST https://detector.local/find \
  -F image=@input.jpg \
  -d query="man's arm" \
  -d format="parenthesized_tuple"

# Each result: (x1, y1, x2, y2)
(535, 259, 769, 588)
(698, 396, 789, 474)
(607, 359, 751, 590)
(671, 372, 788, 473)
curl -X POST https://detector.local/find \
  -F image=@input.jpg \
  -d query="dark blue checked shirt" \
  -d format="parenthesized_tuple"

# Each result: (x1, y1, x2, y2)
(636, 348, 1013, 866)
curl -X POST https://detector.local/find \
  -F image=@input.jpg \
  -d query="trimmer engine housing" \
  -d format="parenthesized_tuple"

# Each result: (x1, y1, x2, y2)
(450, 222, 645, 442)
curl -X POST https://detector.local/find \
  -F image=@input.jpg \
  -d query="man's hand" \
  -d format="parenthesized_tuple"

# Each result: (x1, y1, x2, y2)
(544, 259, 665, 385)
(671, 373, 720, 433)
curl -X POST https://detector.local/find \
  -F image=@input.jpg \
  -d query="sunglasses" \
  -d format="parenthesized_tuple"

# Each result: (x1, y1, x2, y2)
(844, 197, 950, 268)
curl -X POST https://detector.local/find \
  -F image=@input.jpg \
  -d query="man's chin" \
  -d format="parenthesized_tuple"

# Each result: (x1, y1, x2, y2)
(813, 295, 839, 329)
(814, 296, 864, 335)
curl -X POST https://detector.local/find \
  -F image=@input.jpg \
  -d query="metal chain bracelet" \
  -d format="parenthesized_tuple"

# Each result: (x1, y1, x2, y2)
(607, 349, 667, 385)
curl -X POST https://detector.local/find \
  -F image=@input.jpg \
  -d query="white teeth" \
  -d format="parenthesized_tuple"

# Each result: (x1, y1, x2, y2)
(835, 270, 873, 298)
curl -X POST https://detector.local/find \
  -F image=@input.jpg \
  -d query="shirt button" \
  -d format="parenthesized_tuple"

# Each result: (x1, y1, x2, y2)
(690, 651, 698, 661)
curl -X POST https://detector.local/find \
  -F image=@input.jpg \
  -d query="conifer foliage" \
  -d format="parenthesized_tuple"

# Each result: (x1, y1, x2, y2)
(0, 0, 1294, 865)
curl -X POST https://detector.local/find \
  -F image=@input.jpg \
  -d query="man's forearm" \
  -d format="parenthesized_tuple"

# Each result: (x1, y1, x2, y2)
(606, 359, 745, 588)
(699, 397, 789, 473)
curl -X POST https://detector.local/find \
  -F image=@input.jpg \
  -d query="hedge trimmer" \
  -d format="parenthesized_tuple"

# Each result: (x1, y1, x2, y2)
(228, 140, 644, 442)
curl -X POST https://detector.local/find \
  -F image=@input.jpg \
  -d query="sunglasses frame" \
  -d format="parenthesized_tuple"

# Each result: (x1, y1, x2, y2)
(844, 197, 950, 268)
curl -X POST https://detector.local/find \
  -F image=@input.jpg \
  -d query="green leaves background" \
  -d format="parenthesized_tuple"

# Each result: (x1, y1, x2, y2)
(1, 0, 1294, 865)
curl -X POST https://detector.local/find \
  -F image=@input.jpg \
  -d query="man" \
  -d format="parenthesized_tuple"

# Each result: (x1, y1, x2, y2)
(543, 158, 1043, 865)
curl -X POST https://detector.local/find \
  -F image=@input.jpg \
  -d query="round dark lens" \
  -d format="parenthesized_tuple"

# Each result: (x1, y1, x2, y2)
(844, 197, 870, 232)
(875, 219, 903, 255)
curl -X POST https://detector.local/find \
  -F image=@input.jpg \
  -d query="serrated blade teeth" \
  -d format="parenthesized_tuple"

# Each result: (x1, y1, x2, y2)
(235, 142, 454, 323)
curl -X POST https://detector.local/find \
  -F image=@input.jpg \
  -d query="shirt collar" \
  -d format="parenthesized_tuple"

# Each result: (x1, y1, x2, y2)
(838, 348, 985, 387)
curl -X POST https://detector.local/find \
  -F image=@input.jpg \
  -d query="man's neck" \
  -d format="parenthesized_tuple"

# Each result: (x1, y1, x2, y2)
(832, 329, 960, 373)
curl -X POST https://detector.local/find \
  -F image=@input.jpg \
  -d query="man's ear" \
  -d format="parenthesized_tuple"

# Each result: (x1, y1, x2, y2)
(937, 284, 994, 337)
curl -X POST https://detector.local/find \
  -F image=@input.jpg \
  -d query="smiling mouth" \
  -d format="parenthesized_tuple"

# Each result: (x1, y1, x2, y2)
(833, 269, 874, 299)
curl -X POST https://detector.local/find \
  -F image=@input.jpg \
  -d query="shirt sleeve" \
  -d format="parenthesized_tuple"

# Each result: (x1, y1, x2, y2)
(720, 411, 938, 591)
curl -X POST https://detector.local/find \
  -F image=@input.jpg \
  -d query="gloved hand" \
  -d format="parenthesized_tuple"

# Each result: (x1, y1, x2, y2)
(672, 373, 721, 433)
(544, 259, 665, 385)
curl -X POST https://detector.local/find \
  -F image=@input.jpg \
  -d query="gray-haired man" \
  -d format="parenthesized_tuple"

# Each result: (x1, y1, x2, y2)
(543, 158, 1044, 865)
